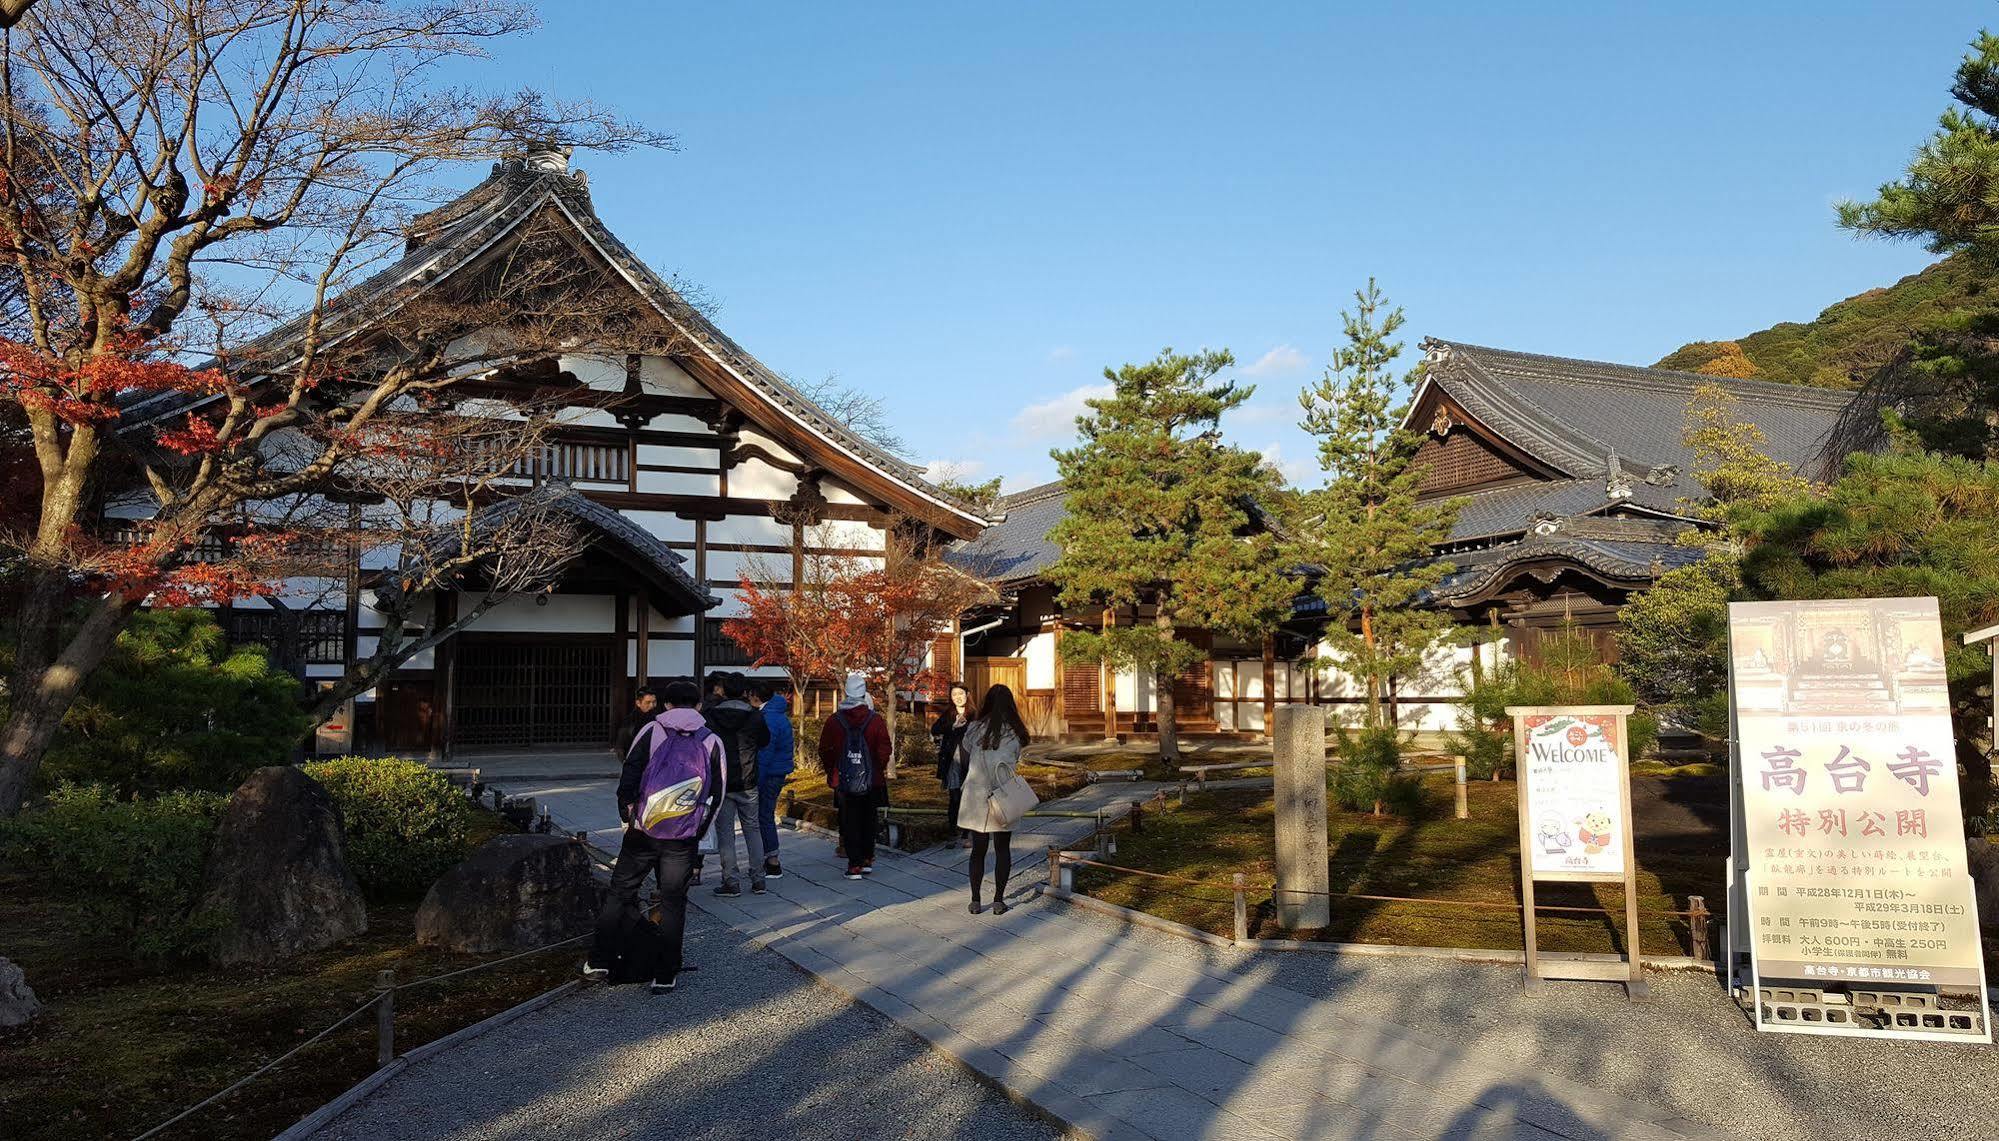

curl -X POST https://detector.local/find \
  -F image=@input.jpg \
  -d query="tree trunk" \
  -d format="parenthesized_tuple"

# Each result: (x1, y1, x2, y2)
(1359, 605, 1382, 730)
(884, 676, 900, 780)
(1155, 608, 1179, 765)
(0, 595, 140, 815)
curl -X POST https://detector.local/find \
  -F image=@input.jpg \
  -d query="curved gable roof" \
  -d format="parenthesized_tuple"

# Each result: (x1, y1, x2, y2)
(1411, 339, 1855, 486)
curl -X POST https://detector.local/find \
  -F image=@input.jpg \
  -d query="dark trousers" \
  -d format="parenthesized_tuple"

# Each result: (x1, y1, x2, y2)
(835, 790, 876, 867)
(757, 769, 788, 856)
(946, 787, 966, 840)
(969, 830, 1012, 903)
(590, 828, 696, 978)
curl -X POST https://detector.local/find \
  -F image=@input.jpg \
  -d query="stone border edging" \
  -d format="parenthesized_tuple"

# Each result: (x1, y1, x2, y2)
(271, 978, 583, 1141)
(1051, 886, 1714, 972)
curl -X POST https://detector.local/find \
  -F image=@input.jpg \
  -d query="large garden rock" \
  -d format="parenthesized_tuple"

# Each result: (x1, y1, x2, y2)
(202, 766, 367, 964)
(0, 957, 41, 1028)
(415, 834, 600, 953)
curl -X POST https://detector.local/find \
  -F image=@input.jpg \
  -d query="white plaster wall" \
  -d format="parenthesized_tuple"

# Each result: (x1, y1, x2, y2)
(638, 444, 720, 469)
(819, 477, 867, 507)
(730, 459, 798, 500)
(465, 592, 612, 633)
(636, 471, 721, 496)
(640, 355, 706, 397)
(738, 429, 800, 465)
(649, 413, 711, 434)
(710, 514, 792, 546)
(620, 510, 698, 544)
(1023, 631, 1056, 690)
(647, 640, 695, 677)
(559, 353, 624, 390)
(553, 406, 623, 429)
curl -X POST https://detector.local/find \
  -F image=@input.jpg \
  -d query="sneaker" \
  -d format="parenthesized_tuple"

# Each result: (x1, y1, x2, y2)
(715, 881, 742, 898)
(690, 867, 703, 886)
(861, 862, 875, 875)
(764, 860, 784, 880)
(845, 866, 864, 880)
(581, 963, 610, 983)
(752, 880, 768, 895)
(649, 977, 677, 994)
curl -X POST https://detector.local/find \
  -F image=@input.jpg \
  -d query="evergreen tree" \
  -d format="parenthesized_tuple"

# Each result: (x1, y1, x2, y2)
(1046, 349, 1291, 762)
(1837, 30, 1999, 459)
(1293, 282, 1456, 729)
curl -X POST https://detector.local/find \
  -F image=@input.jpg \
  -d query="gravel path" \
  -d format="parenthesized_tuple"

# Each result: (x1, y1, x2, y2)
(1039, 905, 1997, 1141)
(312, 910, 1061, 1141)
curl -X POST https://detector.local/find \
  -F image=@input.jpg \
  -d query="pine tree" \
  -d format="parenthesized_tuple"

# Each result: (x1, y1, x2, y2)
(1046, 349, 1292, 762)
(1837, 29, 1999, 459)
(1293, 281, 1457, 729)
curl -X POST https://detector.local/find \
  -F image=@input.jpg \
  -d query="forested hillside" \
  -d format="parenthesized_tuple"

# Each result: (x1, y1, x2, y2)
(1655, 253, 1989, 387)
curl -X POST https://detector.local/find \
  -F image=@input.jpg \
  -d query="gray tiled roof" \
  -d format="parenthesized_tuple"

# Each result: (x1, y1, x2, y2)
(947, 480, 1066, 583)
(1442, 478, 1692, 543)
(122, 159, 990, 534)
(1420, 340, 1855, 485)
(452, 484, 718, 614)
(1434, 531, 1711, 603)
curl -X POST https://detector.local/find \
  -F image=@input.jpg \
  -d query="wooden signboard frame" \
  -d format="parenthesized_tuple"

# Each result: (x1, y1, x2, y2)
(1508, 704, 1648, 1000)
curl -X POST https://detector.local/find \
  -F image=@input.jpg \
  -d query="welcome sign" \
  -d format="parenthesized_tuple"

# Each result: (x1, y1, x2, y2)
(1520, 711, 1629, 880)
(1508, 703, 1645, 998)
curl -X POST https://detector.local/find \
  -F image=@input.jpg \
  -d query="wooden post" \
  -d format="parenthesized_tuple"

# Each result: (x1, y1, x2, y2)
(1261, 631, 1276, 740)
(1102, 607, 1118, 742)
(1047, 846, 1063, 892)
(635, 597, 651, 688)
(1232, 872, 1249, 943)
(1689, 895, 1710, 962)
(1130, 799, 1144, 834)
(1454, 755, 1469, 820)
(375, 969, 396, 1068)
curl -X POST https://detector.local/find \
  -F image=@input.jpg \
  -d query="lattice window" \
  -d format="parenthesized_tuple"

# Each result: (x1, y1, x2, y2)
(702, 619, 754, 668)
(1414, 429, 1527, 495)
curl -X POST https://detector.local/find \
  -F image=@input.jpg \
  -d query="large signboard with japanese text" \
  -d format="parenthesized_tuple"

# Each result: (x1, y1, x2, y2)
(1728, 598, 1986, 1001)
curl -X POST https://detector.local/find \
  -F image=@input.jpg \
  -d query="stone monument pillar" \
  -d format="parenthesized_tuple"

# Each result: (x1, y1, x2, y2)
(1272, 703, 1330, 930)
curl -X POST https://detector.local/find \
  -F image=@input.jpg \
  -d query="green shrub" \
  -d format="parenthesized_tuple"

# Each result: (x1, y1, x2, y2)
(1332, 725, 1411, 815)
(0, 784, 226, 960)
(39, 609, 308, 797)
(300, 757, 471, 899)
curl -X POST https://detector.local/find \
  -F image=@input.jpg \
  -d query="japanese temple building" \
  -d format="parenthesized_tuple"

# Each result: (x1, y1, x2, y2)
(121, 149, 989, 756)
(950, 341, 1858, 741)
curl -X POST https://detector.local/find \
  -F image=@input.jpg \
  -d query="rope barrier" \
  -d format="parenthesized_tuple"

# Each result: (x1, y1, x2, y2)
(127, 995, 380, 1141)
(125, 921, 597, 1140)
(1060, 855, 1699, 919)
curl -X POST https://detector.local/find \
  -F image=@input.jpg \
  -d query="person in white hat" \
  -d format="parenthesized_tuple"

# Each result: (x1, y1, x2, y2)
(817, 671, 891, 878)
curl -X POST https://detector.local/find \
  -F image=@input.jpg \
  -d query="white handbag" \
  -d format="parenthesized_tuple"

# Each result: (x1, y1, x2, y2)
(985, 762, 1039, 831)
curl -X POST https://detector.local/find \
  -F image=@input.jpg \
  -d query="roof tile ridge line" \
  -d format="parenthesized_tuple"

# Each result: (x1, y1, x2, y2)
(1450, 341, 1857, 408)
(1454, 347, 1700, 477)
(1438, 349, 1612, 478)
(543, 196, 984, 519)
(1001, 480, 1067, 507)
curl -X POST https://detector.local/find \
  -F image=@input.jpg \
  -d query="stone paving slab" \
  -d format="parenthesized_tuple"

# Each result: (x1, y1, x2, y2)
(482, 764, 1716, 1141)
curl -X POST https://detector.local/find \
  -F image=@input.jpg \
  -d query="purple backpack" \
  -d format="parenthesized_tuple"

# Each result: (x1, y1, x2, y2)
(632, 721, 718, 840)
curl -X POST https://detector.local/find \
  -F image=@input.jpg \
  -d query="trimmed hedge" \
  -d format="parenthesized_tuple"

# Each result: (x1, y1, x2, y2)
(0, 784, 227, 960)
(301, 757, 472, 900)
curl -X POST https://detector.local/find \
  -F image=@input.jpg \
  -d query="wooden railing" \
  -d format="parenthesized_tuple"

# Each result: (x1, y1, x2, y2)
(505, 440, 628, 485)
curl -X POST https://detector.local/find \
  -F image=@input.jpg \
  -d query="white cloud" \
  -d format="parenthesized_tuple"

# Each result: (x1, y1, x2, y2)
(1047, 346, 1076, 362)
(1012, 382, 1113, 440)
(1242, 344, 1310, 377)
(923, 458, 985, 484)
(1258, 441, 1317, 488)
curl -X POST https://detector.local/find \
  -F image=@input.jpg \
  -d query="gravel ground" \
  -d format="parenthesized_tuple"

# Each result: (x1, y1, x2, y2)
(312, 912, 1062, 1141)
(1037, 902, 1996, 1141)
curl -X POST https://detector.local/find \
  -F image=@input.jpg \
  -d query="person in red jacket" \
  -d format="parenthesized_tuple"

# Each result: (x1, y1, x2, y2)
(818, 672, 891, 879)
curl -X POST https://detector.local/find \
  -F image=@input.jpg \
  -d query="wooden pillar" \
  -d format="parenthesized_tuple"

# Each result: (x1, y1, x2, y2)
(1102, 606, 1118, 741)
(434, 591, 459, 762)
(1261, 631, 1277, 739)
(636, 598, 651, 688)
(692, 518, 708, 686)
(613, 589, 630, 741)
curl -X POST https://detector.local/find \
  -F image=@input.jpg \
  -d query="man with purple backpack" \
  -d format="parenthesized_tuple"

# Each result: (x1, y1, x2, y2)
(582, 679, 725, 994)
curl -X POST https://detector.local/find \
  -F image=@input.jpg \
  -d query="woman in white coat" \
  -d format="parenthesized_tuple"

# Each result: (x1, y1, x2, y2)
(956, 684, 1034, 915)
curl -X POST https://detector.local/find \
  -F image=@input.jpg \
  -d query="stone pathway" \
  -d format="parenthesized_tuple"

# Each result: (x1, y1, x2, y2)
(481, 756, 1714, 1141)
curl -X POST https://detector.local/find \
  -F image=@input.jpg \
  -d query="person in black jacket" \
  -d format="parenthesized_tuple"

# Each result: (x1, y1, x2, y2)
(930, 682, 975, 849)
(613, 686, 658, 761)
(703, 672, 771, 897)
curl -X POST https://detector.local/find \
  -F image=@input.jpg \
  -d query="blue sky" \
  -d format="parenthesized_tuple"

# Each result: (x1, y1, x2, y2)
(441, 2, 1987, 492)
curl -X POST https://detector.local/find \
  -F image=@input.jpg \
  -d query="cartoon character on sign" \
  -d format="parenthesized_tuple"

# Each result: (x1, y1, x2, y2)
(1576, 810, 1614, 855)
(1537, 818, 1572, 855)
(1566, 724, 1589, 746)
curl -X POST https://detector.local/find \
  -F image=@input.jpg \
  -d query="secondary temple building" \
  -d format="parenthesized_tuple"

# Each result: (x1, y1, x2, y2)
(950, 340, 1857, 741)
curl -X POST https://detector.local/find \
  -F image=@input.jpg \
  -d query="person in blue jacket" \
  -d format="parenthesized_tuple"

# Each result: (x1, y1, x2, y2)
(749, 678, 795, 879)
